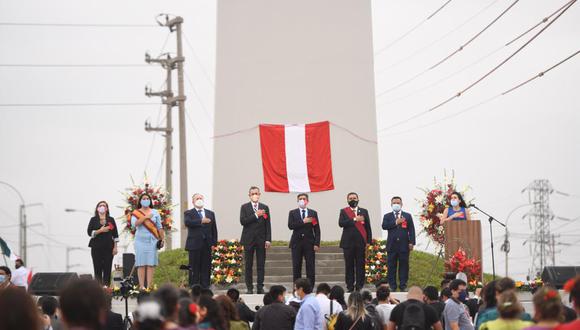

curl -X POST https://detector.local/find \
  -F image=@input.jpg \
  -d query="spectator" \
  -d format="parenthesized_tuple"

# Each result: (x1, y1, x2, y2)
(523, 287, 564, 330)
(294, 278, 323, 330)
(192, 285, 203, 303)
(316, 283, 343, 330)
(388, 286, 442, 330)
(252, 285, 296, 330)
(330, 285, 348, 311)
(262, 292, 273, 306)
(334, 291, 376, 330)
(556, 276, 580, 329)
(442, 279, 452, 290)
(476, 278, 532, 328)
(376, 285, 397, 328)
(441, 288, 452, 303)
(134, 300, 165, 330)
(179, 289, 192, 299)
(227, 288, 255, 326)
(474, 281, 497, 330)
(154, 284, 180, 329)
(38, 295, 63, 330)
(177, 297, 198, 330)
(361, 289, 382, 330)
(371, 280, 390, 305)
(443, 279, 474, 330)
(215, 295, 249, 330)
(197, 295, 227, 330)
(59, 279, 108, 330)
(424, 286, 446, 321)
(0, 286, 43, 330)
(0, 266, 14, 290)
(479, 291, 533, 330)
(103, 292, 123, 330)
(11, 258, 31, 289)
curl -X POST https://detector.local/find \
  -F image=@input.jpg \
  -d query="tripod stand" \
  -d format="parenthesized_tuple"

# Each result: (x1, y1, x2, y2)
(121, 265, 136, 329)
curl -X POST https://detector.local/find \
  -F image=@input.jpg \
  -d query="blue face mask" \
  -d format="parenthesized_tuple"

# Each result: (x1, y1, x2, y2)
(0, 275, 6, 282)
(140, 199, 151, 208)
(450, 200, 459, 207)
(458, 290, 468, 302)
(392, 204, 402, 212)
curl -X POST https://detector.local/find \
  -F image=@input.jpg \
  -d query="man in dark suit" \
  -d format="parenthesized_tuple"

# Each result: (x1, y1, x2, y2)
(288, 193, 321, 286)
(240, 186, 272, 294)
(339, 192, 372, 292)
(382, 196, 415, 291)
(184, 193, 218, 289)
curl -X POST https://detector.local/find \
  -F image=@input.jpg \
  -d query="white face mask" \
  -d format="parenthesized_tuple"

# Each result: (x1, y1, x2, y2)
(298, 200, 307, 208)
(98, 206, 107, 214)
(194, 199, 204, 208)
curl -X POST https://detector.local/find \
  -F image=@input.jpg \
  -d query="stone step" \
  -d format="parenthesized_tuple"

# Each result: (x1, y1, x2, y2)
(252, 260, 344, 268)
(245, 266, 345, 276)
(266, 246, 343, 253)
(266, 252, 343, 261)
(241, 274, 346, 282)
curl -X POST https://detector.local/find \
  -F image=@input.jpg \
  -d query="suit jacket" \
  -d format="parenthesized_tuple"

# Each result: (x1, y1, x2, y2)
(382, 211, 416, 252)
(105, 310, 124, 330)
(338, 207, 372, 249)
(184, 208, 218, 251)
(240, 202, 272, 246)
(288, 208, 321, 248)
(87, 216, 119, 250)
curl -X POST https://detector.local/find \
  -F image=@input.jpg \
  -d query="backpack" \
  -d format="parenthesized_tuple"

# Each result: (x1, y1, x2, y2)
(326, 300, 339, 330)
(400, 300, 426, 330)
(364, 304, 382, 330)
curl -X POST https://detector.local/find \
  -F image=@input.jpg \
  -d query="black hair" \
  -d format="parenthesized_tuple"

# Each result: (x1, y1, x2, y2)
(198, 295, 227, 330)
(347, 192, 359, 199)
(137, 193, 153, 208)
(262, 292, 273, 306)
(481, 280, 498, 309)
(226, 288, 240, 302)
(450, 279, 467, 291)
(316, 283, 331, 295)
(269, 285, 287, 301)
(376, 286, 391, 302)
(295, 278, 313, 294)
(423, 286, 439, 301)
(440, 279, 451, 289)
(38, 296, 59, 316)
(0, 287, 41, 330)
(329, 285, 347, 309)
(297, 193, 309, 201)
(0, 266, 11, 276)
(94, 200, 111, 218)
(59, 279, 107, 329)
(360, 290, 373, 303)
(154, 284, 180, 319)
(177, 297, 197, 327)
(440, 288, 452, 300)
(450, 191, 467, 208)
(374, 279, 390, 289)
(496, 277, 516, 293)
(191, 284, 203, 301)
(391, 196, 402, 202)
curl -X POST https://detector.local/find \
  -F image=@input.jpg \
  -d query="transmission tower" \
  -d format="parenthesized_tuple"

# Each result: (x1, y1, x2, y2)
(522, 179, 555, 278)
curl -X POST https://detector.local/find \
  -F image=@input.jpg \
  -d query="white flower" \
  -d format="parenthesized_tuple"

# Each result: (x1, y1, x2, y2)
(435, 195, 444, 204)
(371, 265, 375, 270)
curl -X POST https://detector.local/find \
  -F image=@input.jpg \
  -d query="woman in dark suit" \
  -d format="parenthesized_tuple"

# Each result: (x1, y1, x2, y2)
(87, 201, 119, 286)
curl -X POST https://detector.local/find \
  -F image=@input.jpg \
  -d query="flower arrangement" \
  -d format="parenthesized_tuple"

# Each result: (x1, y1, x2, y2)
(365, 239, 388, 284)
(445, 248, 482, 281)
(211, 240, 244, 285)
(108, 284, 157, 300)
(468, 279, 484, 292)
(417, 171, 472, 246)
(121, 178, 173, 235)
(515, 278, 543, 292)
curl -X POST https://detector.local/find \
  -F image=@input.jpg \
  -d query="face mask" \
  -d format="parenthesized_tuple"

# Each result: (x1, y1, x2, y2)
(250, 194, 259, 203)
(98, 206, 107, 215)
(15, 264, 21, 269)
(450, 200, 459, 207)
(298, 200, 307, 208)
(141, 199, 151, 208)
(458, 290, 468, 302)
(194, 199, 204, 208)
(392, 204, 402, 212)
(348, 200, 358, 208)
(0, 275, 5, 282)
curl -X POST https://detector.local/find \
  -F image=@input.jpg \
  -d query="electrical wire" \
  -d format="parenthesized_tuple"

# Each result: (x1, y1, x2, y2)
(184, 71, 214, 124)
(0, 102, 160, 107)
(0, 22, 157, 28)
(182, 32, 215, 88)
(0, 64, 150, 68)
(185, 109, 211, 159)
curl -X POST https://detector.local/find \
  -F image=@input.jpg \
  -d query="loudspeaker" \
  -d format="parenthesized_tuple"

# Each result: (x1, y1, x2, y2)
(541, 266, 580, 289)
(29, 272, 79, 296)
(122, 253, 138, 282)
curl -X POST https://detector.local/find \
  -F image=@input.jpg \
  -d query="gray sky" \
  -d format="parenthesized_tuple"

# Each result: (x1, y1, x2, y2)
(1, 0, 579, 280)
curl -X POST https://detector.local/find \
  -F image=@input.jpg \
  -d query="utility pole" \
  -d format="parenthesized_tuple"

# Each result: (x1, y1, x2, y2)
(523, 179, 554, 278)
(65, 247, 83, 272)
(157, 14, 188, 247)
(145, 53, 177, 250)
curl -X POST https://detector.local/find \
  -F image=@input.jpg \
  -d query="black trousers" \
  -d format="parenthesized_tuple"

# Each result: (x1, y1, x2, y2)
(343, 245, 365, 291)
(387, 250, 409, 290)
(244, 243, 266, 290)
(91, 247, 113, 285)
(291, 240, 316, 286)
(189, 244, 212, 288)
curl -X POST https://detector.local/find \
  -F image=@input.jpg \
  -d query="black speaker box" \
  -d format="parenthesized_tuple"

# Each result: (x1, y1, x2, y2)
(29, 272, 79, 296)
(541, 266, 580, 289)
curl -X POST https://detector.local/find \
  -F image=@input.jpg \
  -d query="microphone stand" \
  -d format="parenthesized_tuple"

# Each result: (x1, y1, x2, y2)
(470, 204, 505, 280)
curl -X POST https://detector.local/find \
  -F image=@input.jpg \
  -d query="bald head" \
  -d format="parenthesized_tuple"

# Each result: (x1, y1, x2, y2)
(407, 286, 423, 300)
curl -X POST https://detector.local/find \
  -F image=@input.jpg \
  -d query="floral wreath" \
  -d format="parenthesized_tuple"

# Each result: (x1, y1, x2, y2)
(211, 240, 244, 285)
(417, 171, 473, 247)
(365, 239, 388, 283)
(121, 177, 174, 235)
(445, 248, 482, 282)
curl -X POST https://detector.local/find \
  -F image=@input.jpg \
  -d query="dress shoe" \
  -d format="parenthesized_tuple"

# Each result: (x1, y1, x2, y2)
(246, 289, 253, 294)
(257, 288, 265, 294)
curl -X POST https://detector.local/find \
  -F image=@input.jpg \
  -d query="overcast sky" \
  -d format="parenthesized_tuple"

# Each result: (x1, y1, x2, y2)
(0, 0, 578, 280)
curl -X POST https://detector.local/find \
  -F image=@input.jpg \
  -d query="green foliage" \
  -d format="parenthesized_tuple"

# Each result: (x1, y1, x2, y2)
(154, 249, 189, 287)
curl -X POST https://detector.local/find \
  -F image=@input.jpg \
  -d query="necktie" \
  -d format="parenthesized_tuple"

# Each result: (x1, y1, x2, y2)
(198, 209, 203, 218)
(395, 212, 400, 219)
(301, 209, 306, 220)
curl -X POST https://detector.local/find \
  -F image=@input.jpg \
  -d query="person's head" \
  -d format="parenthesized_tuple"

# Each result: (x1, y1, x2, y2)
(262, 292, 273, 306)
(440, 288, 452, 302)
(449, 191, 467, 208)
(481, 280, 498, 309)
(407, 286, 424, 301)
(38, 295, 59, 316)
(177, 298, 197, 327)
(495, 277, 516, 302)
(346, 291, 368, 321)
(347, 192, 359, 208)
(197, 295, 227, 330)
(440, 279, 451, 289)
(0, 266, 11, 283)
(569, 276, 580, 313)
(374, 279, 390, 289)
(200, 288, 214, 297)
(329, 285, 346, 307)
(269, 285, 287, 303)
(297, 193, 309, 209)
(391, 196, 403, 212)
(532, 287, 563, 322)
(191, 284, 202, 302)
(361, 290, 373, 304)
(248, 186, 261, 203)
(59, 279, 107, 330)
(497, 291, 523, 320)
(423, 286, 439, 303)
(226, 288, 240, 303)
(376, 286, 391, 303)
(0, 286, 41, 330)
(178, 288, 191, 299)
(134, 300, 165, 330)
(215, 295, 240, 322)
(94, 200, 110, 218)
(192, 193, 205, 209)
(154, 284, 180, 322)
(449, 279, 467, 300)
(294, 278, 312, 299)
(316, 283, 331, 296)
(138, 193, 153, 209)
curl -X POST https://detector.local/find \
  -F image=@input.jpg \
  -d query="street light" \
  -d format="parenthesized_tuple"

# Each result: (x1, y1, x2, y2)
(64, 208, 92, 215)
(502, 202, 538, 277)
(66, 247, 85, 272)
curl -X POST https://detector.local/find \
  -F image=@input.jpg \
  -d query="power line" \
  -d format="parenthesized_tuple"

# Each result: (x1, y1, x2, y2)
(0, 22, 157, 28)
(184, 71, 214, 124)
(0, 102, 160, 107)
(184, 109, 211, 159)
(182, 32, 215, 88)
(0, 64, 150, 68)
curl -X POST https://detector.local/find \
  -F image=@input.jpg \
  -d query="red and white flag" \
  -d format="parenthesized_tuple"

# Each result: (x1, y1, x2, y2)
(259, 121, 334, 193)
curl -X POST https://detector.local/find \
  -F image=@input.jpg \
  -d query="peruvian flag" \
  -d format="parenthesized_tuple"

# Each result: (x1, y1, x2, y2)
(259, 121, 334, 192)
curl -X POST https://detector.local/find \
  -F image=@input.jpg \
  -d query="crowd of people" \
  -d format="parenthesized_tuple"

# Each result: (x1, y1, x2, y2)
(0, 273, 579, 330)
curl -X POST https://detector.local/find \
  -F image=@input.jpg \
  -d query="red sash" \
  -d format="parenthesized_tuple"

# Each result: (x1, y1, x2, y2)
(344, 207, 367, 244)
(132, 209, 160, 240)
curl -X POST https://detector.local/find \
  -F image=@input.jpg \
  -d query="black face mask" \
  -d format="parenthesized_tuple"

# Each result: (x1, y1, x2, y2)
(348, 200, 358, 208)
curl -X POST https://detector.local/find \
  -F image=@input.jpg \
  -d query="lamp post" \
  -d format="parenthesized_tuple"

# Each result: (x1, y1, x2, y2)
(64, 208, 92, 215)
(502, 203, 537, 277)
(66, 247, 84, 272)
